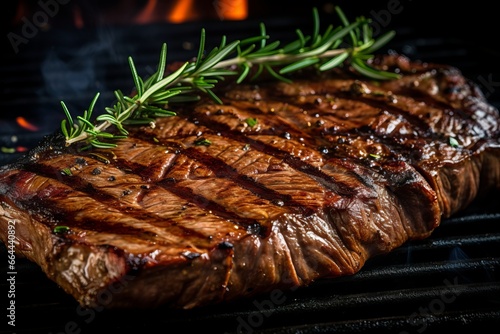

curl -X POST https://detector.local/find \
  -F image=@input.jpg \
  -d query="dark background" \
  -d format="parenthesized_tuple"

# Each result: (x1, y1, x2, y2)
(2, 0, 498, 56)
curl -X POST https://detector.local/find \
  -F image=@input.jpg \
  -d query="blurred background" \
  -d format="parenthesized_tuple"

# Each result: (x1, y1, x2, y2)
(2, 0, 497, 33)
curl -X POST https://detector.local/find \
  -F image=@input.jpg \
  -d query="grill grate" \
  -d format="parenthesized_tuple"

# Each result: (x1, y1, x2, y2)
(1, 7, 500, 334)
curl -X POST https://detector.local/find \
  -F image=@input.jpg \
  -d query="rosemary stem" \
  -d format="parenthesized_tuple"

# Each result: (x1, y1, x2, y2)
(65, 123, 110, 146)
(138, 62, 189, 103)
(65, 103, 139, 146)
(214, 48, 348, 69)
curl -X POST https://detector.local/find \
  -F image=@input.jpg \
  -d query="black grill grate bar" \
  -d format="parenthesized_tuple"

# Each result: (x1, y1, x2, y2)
(135, 282, 500, 333)
(235, 282, 500, 318)
(341, 258, 500, 282)
(255, 309, 500, 334)
(396, 233, 500, 251)
(443, 212, 500, 224)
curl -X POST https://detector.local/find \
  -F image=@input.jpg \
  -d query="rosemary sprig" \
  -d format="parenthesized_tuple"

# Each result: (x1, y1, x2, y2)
(61, 6, 400, 148)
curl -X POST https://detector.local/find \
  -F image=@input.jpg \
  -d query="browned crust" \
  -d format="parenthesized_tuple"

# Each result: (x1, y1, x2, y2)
(1, 53, 499, 309)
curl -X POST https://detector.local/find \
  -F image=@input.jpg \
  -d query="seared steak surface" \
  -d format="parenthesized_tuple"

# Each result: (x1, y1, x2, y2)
(1, 54, 499, 309)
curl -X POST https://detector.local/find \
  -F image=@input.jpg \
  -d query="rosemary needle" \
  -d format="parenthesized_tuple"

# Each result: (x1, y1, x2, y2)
(61, 6, 399, 149)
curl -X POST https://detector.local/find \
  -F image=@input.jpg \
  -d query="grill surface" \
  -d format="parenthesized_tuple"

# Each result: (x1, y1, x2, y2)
(1, 1, 499, 333)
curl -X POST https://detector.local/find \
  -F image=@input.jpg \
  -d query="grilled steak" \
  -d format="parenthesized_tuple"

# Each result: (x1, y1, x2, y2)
(1, 53, 499, 310)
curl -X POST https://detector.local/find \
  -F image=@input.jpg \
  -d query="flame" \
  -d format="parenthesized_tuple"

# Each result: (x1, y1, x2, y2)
(136, 0, 248, 24)
(16, 146, 29, 153)
(135, 0, 159, 25)
(73, 5, 85, 29)
(13, 0, 248, 29)
(213, 0, 247, 21)
(167, 0, 196, 23)
(13, 0, 28, 25)
(16, 117, 39, 132)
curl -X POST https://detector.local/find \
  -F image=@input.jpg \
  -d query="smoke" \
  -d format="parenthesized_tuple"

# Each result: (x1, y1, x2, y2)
(37, 27, 129, 126)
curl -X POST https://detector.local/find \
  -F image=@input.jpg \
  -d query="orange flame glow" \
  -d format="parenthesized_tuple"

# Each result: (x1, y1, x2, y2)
(135, 0, 159, 25)
(16, 0, 248, 29)
(167, 0, 196, 23)
(137, 0, 248, 24)
(213, 0, 248, 21)
(13, 0, 28, 25)
(16, 117, 39, 132)
(73, 5, 85, 29)
(16, 146, 29, 153)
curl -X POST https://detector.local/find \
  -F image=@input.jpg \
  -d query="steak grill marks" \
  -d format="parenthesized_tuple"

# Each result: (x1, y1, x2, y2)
(15, 63, 481, 249)
(158, 178, 268, 236)
(183, 114, 359, 198)
(181, 146, 308, 214)
(4, 61, 485, 250)
(13, 163, 214, 245)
